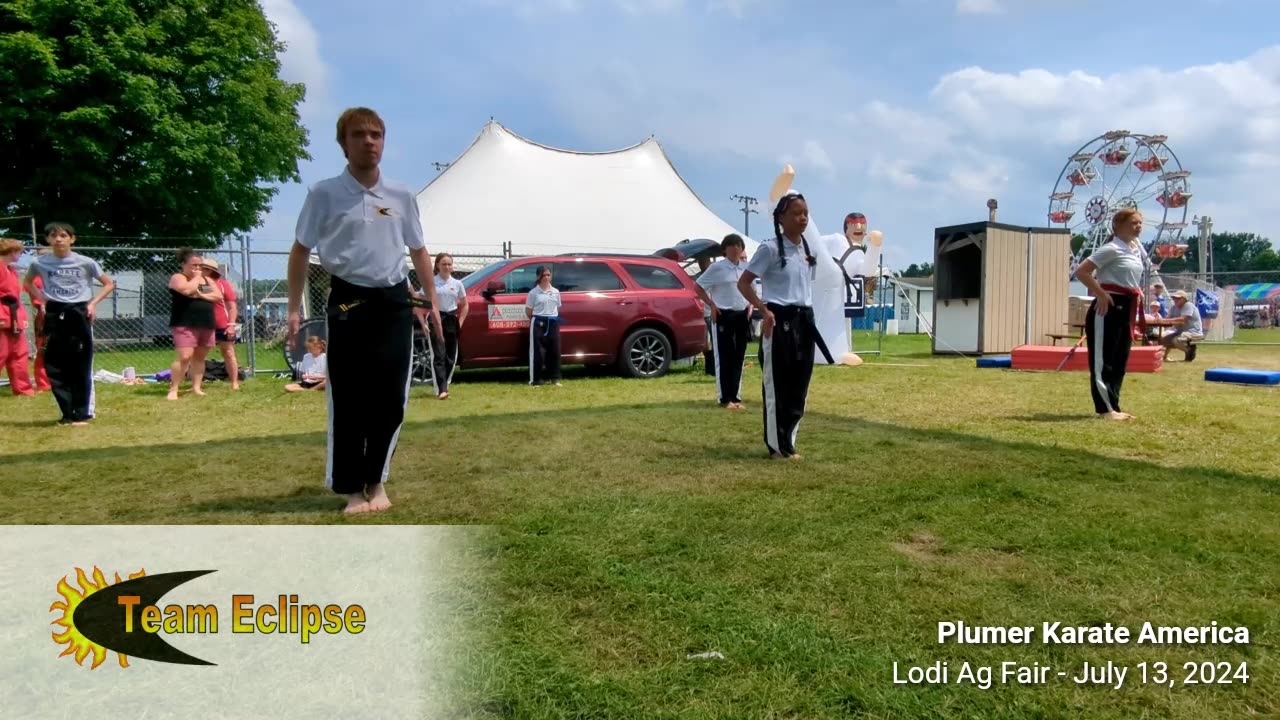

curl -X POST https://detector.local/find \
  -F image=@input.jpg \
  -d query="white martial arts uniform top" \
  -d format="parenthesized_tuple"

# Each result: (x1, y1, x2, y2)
(434, 275, 465, 313)
(697, 258, 753, 311)
(295, 168, 425, 288)
(745, 237, 814, 307)
(1089, 237, 1148, 290)
(526, 286, 561, 316)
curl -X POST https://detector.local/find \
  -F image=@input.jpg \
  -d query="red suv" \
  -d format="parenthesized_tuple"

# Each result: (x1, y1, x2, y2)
(453, 254, 707, 378)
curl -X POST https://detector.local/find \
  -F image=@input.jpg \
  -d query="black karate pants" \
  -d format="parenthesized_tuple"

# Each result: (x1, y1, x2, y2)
(430, 311, 460, 394)
(326, 277, 413, 495)
(759, 304, 816, 457)
(529, 316, 561, 385)
(1085, 293, 1135, 415)
(712, 308, 751, 405)
(43, 301, 95, 423)
(703, 317, 716, 376)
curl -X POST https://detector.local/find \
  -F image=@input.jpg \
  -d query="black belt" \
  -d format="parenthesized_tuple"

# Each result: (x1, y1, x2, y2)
(327, 277, 432, 318)
(766, 303, 835, 364)
(716, 307, 749, 315)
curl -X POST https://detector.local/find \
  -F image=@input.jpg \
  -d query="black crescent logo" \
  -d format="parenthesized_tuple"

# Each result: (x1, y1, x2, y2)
(377, 207, 393, 217)
(73, 570, 217, 666)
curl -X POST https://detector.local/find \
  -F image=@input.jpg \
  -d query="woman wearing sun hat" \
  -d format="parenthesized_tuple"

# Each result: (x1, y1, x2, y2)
(201, 258, 241, 390)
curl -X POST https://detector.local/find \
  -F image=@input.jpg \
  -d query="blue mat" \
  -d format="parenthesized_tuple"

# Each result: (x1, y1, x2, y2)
(1204, 367, 1280, 386)
(977, 355, 1012, 368)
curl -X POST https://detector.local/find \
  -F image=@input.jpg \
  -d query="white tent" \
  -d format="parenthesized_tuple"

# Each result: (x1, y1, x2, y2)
(415, 121, 757, 260)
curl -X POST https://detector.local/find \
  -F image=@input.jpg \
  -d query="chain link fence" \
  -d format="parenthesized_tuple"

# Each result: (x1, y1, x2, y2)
(8, 241, 507, 378)
(1157, 270, 1280, 342)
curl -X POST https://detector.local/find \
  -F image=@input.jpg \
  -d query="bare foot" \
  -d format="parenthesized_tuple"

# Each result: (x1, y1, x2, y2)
(191, 388, 206, 397)
(166, 390, 178, 400)
(366, 484, 392, 512)
(731, 402, 746, 410)
(70, 421, 90, 427)
(439, 392, 448, 400)
(1100, 411, 1129, 421)
(342, 495, 371, 515)
(789, 453, 803, 461)
(231, 384, 241, 391)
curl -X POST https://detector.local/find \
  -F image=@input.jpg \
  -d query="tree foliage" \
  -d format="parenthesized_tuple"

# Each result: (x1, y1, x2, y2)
(1155, 232, 1280, 285)
(0, 0, 310, 249)
(901, 262, 934, 278)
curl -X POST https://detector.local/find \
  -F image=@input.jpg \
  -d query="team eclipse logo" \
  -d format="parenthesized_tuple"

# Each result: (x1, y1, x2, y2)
(50, 567, 368, 668)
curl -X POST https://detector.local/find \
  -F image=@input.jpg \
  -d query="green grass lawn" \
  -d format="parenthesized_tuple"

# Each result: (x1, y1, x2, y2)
(3, 333, 1278, 718)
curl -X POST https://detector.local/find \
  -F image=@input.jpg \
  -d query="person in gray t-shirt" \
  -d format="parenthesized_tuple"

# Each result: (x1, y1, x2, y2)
(1161, 290, 1204, 362)
(22, 221, 115, 425)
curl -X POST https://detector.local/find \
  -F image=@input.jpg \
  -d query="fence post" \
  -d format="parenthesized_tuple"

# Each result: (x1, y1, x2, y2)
(242, 235, 256, 374)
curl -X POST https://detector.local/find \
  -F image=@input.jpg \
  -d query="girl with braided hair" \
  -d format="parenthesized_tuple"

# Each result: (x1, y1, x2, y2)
(737, 191, 833, 460)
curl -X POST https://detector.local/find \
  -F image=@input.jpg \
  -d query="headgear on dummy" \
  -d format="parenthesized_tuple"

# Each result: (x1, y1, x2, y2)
(772, 191, 816, 270)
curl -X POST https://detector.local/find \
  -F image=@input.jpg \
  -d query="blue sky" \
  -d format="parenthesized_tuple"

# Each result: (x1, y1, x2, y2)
(254, 0, 1280, 272)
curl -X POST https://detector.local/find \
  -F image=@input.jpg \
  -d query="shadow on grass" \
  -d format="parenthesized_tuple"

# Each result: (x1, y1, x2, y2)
(1007, 413, 1098, 422)
(5, 395, 1278, 524)
(187, 484, 339, 515)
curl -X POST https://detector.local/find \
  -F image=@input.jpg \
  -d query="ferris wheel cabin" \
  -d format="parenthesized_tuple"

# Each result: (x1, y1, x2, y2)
(932, 221, 1072, 355)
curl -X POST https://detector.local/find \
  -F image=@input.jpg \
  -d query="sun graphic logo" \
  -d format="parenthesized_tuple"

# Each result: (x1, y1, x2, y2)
(50, 566, 147, 669)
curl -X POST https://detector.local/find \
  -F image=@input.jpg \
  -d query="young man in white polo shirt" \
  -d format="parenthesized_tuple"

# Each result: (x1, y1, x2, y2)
(286, 107, 444, 515)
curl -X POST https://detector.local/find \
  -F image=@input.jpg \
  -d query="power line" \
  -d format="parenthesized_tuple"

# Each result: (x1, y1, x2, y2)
(730, 194, 758, 235)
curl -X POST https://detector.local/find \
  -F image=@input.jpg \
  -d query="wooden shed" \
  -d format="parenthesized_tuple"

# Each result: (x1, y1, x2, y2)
(932, 221, 1071, 355)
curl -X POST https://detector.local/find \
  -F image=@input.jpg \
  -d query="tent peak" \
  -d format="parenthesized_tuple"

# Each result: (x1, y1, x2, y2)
(485, 120, 657, 157)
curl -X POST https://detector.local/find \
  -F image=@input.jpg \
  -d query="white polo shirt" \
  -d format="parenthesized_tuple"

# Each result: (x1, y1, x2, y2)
(295, 168, 425, 288)
(526, 286, 561, 317)
(745, 237, 814, 307)
(696, 258, 751, 312)
(433, 275, 466, 312)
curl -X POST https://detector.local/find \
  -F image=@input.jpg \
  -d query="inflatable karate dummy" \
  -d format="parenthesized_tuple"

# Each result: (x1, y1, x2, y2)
(767, 165, 884, 366)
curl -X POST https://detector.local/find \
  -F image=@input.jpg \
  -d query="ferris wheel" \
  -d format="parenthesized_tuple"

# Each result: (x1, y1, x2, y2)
(1048, 130, 1192, 272)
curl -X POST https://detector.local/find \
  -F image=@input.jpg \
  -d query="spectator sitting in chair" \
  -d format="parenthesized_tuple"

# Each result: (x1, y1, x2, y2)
(1160, 290, 1203, 362)
(1143, 301, 1164, 343)
(285, 336, 327, 392)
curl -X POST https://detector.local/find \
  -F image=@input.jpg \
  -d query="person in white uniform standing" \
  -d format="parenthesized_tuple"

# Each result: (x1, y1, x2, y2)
(429, 252, 468, 399)
(694, 234, 753, 409)
(525, 266, 562, 386)
(287, 107, 444, 514)
(738, 191, 835, 459)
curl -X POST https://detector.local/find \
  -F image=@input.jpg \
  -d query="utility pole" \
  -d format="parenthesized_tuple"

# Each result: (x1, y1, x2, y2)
(1193, 215, 1213, 285)
(730, 194, 758, 235)
(432, 162, 452, 172)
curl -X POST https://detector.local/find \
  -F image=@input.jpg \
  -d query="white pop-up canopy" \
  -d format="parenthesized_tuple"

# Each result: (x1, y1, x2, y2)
(415, 121, 757, 260)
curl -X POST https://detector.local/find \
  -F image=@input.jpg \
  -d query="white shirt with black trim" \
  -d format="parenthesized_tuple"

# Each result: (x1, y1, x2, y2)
(696, 258, 753, 312)
(434, 275, 465, 313)
(295, 168, 425, 288)
(745, 238, 814, 307)
(526, 286, 561, 317)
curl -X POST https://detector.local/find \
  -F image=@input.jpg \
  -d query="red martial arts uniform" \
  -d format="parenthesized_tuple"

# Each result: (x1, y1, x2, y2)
(30, 275, 51, 391)
(0, 262, 34, 395)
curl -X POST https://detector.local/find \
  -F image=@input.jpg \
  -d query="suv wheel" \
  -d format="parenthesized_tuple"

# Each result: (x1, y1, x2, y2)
(619, 328, 672, 379)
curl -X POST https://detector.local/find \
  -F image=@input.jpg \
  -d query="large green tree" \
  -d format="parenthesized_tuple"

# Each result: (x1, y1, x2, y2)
(0, 0, 309, 249)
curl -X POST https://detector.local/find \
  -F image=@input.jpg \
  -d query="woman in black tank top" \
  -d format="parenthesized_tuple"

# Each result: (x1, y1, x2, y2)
(166, 248, 222, 400)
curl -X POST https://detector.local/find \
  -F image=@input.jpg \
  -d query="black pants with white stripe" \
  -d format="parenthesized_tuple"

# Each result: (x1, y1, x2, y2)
(759, 303, 816, 457)
(326, 277, 413, 495)
(43, 301, 95, 422)
(529, 316, 561, 384)
(430, 311, 460, 395)
(1085, 293, 1134, 415)
(712, 308, 751, 405)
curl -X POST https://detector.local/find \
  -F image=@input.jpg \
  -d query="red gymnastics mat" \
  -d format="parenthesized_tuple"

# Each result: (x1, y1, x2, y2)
(1010, 344, 1164, 373)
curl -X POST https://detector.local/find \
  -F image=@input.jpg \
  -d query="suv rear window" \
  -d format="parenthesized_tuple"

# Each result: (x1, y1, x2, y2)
(622, 263, 684, 290)
(553, 261, 624, 292)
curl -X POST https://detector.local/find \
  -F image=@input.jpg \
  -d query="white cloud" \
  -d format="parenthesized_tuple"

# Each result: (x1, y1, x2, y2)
(956, 0, 1002, 13)
(533, 40, 1280, 267)
(259, 0, 331, 123)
